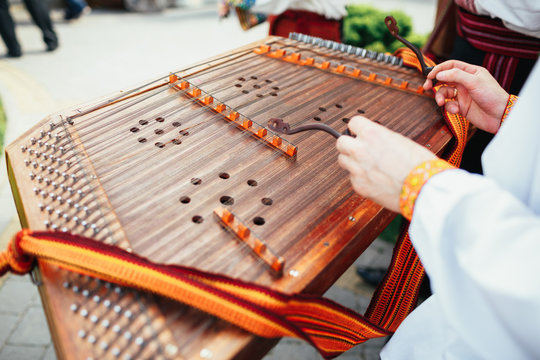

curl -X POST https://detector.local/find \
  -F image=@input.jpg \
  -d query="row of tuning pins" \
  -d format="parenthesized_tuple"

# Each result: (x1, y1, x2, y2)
(62, 274, 179, 359)
(20, 120, 101, 234)
(289, 32, 404, 65)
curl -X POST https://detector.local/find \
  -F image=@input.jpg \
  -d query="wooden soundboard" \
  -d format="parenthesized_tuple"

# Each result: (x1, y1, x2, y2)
(5, 35, 451, 359)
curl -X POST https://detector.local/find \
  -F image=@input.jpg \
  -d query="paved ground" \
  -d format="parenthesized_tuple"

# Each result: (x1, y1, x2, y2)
(0, 1, 436, 358)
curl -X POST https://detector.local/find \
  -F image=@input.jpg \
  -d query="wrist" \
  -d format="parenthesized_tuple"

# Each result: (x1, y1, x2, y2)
(399, 159, 456, 221)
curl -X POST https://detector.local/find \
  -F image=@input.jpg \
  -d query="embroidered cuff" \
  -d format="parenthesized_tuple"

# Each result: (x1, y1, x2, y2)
(399, 159, 456, 221)
(501, 94, 518, 126)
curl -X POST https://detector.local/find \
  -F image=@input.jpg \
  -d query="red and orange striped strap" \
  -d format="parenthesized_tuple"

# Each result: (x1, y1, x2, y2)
(1, 229, 389, 359)
(364, 48, 468, 331)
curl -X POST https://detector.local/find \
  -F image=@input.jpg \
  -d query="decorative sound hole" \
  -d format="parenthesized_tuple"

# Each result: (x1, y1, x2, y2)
(179, 196, 190, 204)
(314, 117, 321, 121)
(235, 84, 242, 88)
(219, 172, 230, 179)
(319, 107, 327, 112)
(172, 139, 182, 145)
(253, 84, 261, 89)
(253, 217, 265, 226)
(220, 196, 234, 205)
(357, 109, 365, 114)
(247, 179, 258, 187)
(192, 215, 203, 224)
(272, 86, 279, 91)
(191, 178, 202, 185)
(261, 198, 273, 206)
(335, 104, 343, 109)
(342, 118, 350, 124)
(238, 77, 246, 81)
(130, 127, 139, 133)
(139, 120, 148, 125)
(172, 122, 181, 127)
(270, 92, 278, 96)
(155, 142, 165, 148)
(265, 79, 272, 83)
(242, 90, 249, 94)
(256, 94, 263, 98)
(156, 117, 165, 122)
(138, 137, 147, 143)
(179, 130, 189, 136)
(154, 129, 164, 135)
(251, 76, 258, 80)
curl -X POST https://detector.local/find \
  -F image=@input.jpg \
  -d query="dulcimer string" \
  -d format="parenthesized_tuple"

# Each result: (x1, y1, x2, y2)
(46, 40, 443, 274)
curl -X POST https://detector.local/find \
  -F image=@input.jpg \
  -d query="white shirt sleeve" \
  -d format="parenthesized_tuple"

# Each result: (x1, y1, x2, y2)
(474, 0, 540, 38)
(407, 168, 540, 359)
(251, 0, 347, 19)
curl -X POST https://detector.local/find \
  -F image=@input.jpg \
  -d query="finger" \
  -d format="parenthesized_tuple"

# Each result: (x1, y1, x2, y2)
(444, 100, 460, 114)
(346, 115, 372, 137)
(423, 78, 433, 91)
(435, 68, 477, 89)
(336, 133, 359, 156)
(434, 86, 458, 106)
(337, 153, 360, 175)
(427, 60, 478, 80)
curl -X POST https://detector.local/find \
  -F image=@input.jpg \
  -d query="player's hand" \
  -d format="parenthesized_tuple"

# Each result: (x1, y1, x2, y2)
(336, 116, 436, 212)
(424, 60, 509, 134)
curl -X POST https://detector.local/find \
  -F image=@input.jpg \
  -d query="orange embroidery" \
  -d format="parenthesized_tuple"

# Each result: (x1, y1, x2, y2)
(399, 159, 456, 221)
(501, 94, 518, 126)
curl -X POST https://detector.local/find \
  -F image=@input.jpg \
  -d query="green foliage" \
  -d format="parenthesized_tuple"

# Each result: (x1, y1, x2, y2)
(0, 98, 5, 155)
(378, 215, 403, 244)
(342, 5, 427, 54)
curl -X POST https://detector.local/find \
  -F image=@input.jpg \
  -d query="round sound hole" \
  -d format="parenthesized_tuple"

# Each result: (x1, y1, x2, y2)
(253, 217, 265, 226)
(179, 196, 190, 204)
(192, 215, 203, 224)
(220, 196, 234, 205)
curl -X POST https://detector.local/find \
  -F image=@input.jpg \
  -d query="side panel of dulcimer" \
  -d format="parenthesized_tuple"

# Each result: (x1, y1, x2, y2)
(6, 35, 446, 359)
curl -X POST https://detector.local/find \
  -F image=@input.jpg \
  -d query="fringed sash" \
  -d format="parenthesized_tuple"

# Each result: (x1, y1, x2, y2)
(457, 8, 540, 91)
(0, 49, 468, 359)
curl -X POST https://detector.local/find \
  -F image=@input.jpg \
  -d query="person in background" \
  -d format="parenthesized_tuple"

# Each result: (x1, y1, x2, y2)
(337, 59, 540, 359)
(64, 0, 91, 21)
(0, 0, 58, 57)
(219, 0, 347, 41)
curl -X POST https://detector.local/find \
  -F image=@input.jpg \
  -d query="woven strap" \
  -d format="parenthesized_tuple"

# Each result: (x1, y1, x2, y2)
(1, 229, 389, 359)
(364, 48, 468, 331)
(456, 8, 540, 91)
(0, 48, 468, 358)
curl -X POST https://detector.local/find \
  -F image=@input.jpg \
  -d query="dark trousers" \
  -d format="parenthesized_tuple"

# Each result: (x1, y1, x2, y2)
(0, 0, 58, 54)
